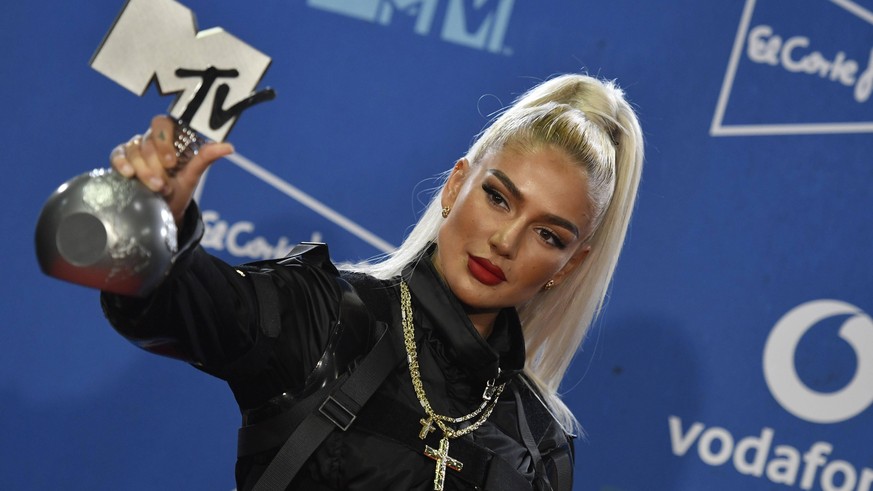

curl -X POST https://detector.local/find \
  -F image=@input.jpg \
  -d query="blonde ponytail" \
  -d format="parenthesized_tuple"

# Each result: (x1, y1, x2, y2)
(350, 74, 644, 433)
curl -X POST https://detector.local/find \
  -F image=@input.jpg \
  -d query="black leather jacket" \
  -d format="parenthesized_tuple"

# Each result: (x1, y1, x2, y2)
(102, 205, 573, 490)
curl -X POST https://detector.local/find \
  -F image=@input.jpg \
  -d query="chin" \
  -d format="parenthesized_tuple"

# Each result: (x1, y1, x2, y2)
(458, 283, 517, 311)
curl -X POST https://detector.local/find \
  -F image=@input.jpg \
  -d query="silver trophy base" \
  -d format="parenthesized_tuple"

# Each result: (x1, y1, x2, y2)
(35, 168, 178, 297)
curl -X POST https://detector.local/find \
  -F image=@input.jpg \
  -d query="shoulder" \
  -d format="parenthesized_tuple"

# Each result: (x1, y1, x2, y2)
(240, 242, 343, 305)
(248, 242, 338, 274)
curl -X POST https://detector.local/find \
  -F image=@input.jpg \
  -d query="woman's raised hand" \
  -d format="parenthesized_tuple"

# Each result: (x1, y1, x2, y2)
(110, 115, 234, 225)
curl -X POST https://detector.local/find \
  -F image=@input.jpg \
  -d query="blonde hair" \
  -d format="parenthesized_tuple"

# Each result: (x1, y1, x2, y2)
(349, 74, 644, 432)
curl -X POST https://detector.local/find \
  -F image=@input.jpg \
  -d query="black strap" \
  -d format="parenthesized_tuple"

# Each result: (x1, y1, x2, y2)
(213, 270, 283, 379)
(249, 315, 401, 490)
(513, 383, 549, 489)
(237, 382, 328, 458)
(515, 376, 575, 491)
(249, 271, 281, 338)
(547, 449, 573, 491)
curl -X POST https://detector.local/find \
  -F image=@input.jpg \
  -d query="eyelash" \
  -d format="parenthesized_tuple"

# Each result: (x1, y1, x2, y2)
(483, 184, 508, 209)
(482, 184, 566, 249)
(538, 228, 566, 249)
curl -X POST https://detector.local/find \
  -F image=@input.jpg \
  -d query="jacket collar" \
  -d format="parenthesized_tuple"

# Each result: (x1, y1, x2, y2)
(403, 246, 525, 385)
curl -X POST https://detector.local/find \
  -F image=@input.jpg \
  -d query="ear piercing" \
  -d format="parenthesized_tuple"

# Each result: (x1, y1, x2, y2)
(544, 280, 555, 291)
(442, 207, 451, 218)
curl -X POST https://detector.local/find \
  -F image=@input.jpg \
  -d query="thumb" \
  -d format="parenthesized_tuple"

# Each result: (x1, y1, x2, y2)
(181, 141, 235, 179)
(196, 141, 235, 168)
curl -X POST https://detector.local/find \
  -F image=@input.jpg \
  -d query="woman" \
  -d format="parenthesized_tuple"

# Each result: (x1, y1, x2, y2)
(103, 73, 644, 490)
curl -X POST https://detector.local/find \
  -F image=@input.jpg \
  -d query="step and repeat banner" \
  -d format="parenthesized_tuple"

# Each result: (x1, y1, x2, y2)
(2, 0, 871, 489)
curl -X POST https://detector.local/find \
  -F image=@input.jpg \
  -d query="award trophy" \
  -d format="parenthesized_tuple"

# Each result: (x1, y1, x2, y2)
(35, 0, 275, 297)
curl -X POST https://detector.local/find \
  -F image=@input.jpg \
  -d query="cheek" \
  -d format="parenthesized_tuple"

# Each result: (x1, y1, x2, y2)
(438, 212, 466, 247)
(515, 249, 570, 283)
(436, 216, 470, 269)
(445, 195, 485, 236)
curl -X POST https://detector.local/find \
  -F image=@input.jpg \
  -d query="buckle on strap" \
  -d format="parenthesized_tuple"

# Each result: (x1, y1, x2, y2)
(319, 395, 357, 431)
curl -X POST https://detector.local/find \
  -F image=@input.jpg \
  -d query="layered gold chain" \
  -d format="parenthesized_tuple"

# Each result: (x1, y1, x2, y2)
(400, 281, 506, 490)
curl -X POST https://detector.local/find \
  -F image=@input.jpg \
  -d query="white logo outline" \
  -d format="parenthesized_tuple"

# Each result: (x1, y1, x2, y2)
(711, 0, 873, 136)
(763, 299, 873, 424)
(194, 153, 396, 255)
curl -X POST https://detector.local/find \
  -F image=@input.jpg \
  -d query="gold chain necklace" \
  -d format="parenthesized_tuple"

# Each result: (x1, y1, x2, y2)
(400, 281, 506, 491)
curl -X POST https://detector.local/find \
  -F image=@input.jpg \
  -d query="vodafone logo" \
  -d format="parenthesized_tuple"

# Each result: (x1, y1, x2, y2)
(763, 300, 873, 424)
(670, 300, 873, 488)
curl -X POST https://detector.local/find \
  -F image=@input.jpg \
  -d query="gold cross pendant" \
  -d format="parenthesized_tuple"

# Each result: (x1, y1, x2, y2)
(419, 416, 437, 439)
(424, 437, 463, 491)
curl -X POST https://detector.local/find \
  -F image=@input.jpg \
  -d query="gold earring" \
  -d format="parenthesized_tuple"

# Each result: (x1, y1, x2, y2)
(441, 206, 450, 218)
(544, 279, 555, 291)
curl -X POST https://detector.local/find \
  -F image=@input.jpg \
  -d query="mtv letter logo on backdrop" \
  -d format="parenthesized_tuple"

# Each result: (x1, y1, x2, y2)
(91, 0, 272, 141)
(308, 0, 515, 54)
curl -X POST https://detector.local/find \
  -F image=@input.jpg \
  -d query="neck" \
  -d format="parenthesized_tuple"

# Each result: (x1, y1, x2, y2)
(429, 247, 498, 339)
(466, 309, 498, 339)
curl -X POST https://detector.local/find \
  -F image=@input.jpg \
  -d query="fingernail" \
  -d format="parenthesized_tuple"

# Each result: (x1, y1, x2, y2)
(163, 153, 176, 164)
(148, 177, 164, 192)
(119, 163, 134, 177)
(216, 143, 234, 156)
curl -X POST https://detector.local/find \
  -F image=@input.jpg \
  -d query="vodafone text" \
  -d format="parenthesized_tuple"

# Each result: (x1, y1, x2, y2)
(669, 416, 872, 491)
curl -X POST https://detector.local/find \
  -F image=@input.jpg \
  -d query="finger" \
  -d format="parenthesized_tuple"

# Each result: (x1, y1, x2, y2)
(196, 142, 235, 168)
(121, 135, 145, 181)
(110, 144, 135, 177)
(139, 135, 172, 195)
(178, 141, 235, 183)
(124, 135, 166, 193)
(147, 115, 178, 169)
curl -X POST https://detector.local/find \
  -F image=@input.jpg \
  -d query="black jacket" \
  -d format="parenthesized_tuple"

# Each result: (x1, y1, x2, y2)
(102, 205, 573, 490)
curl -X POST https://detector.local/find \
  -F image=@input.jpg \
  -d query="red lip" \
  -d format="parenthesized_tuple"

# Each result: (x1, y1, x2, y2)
(468, 256, 506, 286)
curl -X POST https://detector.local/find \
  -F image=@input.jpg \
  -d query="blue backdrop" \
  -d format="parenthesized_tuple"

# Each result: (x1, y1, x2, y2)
(2, 0, 871, 489)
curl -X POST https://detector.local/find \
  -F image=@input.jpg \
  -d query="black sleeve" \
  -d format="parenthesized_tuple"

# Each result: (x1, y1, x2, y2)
(100, 203, 344, 398)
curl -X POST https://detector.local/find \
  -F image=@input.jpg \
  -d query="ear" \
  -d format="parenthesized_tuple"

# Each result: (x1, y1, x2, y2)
(440, 158, 470, 210)
(551, 244, 591, 286)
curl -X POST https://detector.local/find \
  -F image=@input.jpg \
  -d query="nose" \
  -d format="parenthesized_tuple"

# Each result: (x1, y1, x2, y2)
(489, 219, 523, 258)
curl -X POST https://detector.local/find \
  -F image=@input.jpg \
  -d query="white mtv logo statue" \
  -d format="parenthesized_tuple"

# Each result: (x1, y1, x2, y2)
(91, 0, 274, 141)
(36, 0, 275, 297)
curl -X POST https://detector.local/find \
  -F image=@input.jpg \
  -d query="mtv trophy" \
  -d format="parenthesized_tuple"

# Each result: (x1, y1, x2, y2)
(35, 0, 275, 296)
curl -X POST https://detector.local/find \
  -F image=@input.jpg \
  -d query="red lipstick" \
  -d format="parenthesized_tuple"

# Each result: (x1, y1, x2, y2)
(468, 256, 506, 286)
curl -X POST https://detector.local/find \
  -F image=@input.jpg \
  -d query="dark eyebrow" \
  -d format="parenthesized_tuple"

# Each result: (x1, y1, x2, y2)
(489, 169, 522, 201)
(487, 169, 580, 239)
(544, 214, 580, 239)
